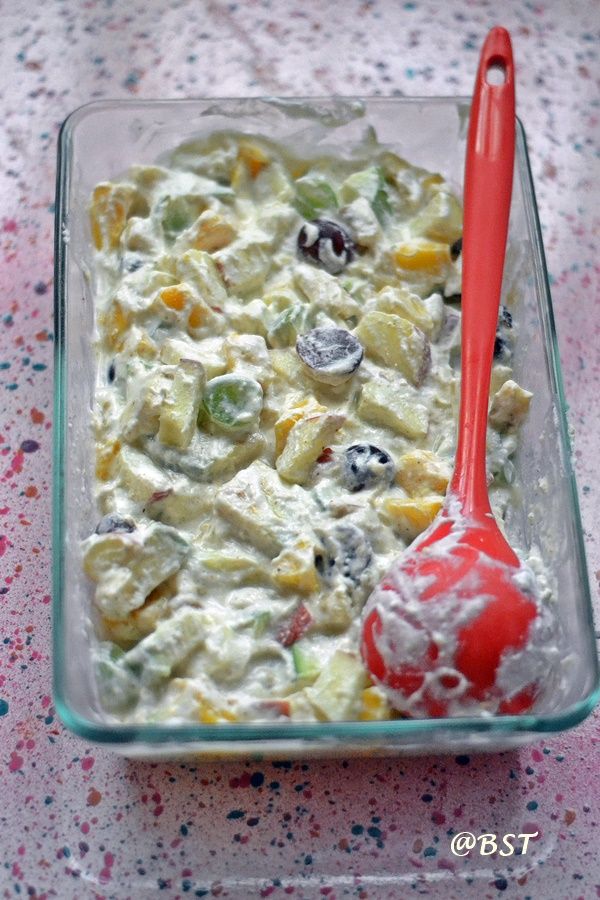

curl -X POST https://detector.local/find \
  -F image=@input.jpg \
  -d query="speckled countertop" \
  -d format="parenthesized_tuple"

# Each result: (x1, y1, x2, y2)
(1, 1, 599, 898)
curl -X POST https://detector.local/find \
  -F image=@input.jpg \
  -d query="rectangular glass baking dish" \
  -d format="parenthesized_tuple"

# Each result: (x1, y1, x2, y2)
(53, 97, 600, 758)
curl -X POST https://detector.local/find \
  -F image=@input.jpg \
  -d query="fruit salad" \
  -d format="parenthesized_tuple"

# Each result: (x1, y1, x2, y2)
(85, 131, 543, 723)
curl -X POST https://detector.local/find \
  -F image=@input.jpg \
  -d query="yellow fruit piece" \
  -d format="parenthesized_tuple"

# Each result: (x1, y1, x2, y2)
(354, 311, 430, 387)
(195, 692, 237, 724)
(272, 537, 320, 594)
(392, 240, 451, 274)
(358, 686, 392, 721)
(95, 439, 121, 482)
(160, 285, 188, 311)
(396, 449, 451, 497)
(90, 183, 137, 251)
(187, 304, 208, 330)
(276, 412, 345, 485)
(274, 398, 327, 457)
(238, 140, 270, 178)
(379, 494, 443, 541)
(375, 285, 434, 337)
(103, 302, 130, 351)
(187, 210, 236, 253)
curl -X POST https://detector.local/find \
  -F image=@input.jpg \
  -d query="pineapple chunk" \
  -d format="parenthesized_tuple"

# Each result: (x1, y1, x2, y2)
(410, 191, 463, 244)
(215, 460, 319, 556)
(272, 536, 320, 594)
(224, 334, 272, 385)
(392, 239, 451, 276)
(359, 685, 393, 721)
(377, 493, 443, 541)
(357, 379, 428, 439)
(176, 209, 236, 253)
(276, 412, 345, 485)
(354, 311, 431, 386)
(124, 607, 205, 686)
(396, 449, 452, 496)
(294, 264, 361, 320)
(269, 348, 304, 384)
(237, 139, 270, 178)
(174, 249, 228, 307)
(158, 359, 205, 449)
(103, 589, 171, 645)
(274, 397, 328, 456)
(305, 651, 368, 721)
(83, 522, 189, 620)
(89, 182, 143, 251)
(160, 336, 227, 380)
(374, 286, 435, 337)
(489, 380, 532, 430)
(214, 238, 271, 294)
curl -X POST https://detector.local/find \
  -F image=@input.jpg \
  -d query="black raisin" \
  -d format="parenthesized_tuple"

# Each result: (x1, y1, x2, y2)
(450, 237, 462, 260)
(500, 305, 513, 328)
(315, 523, 372, 586)
(297, 219, 354, 274)
(95, 514, 136, 535)
(107, 362, 116, 384)
(342, 444, 395, 492)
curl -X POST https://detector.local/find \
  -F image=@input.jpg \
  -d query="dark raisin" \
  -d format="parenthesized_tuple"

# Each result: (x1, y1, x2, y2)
(342, 444, 395, 492)
(450, 237, 462, 260)
(95, 514, 136, 535)
(122, 255, 144, 273)
(315, 523, 372, 586)
(500, 305, 513, 328)
(296, 327, 363, 385)
(493, 335, 509, 360)
(297, 219, 354, 274)
(107, 361, 116, 384)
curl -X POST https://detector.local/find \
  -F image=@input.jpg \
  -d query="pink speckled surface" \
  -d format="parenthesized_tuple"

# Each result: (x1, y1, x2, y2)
(1, 1, 599, 897)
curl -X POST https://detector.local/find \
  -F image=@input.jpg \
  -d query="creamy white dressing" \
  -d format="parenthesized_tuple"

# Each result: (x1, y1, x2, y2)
(84, 132, 553, 724)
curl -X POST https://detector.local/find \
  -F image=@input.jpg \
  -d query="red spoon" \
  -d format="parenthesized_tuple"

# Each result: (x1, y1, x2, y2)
(361, 28, 543, 718)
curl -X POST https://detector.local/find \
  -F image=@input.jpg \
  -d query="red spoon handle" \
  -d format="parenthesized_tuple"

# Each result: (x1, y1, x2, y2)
(450, 27, 516, 516)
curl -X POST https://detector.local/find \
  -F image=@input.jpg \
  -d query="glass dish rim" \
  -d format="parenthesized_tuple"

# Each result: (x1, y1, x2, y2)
(52, 95, 600, 746)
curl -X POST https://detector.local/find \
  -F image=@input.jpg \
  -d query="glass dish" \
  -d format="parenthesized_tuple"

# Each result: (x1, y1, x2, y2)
(53, 97, 600, 758)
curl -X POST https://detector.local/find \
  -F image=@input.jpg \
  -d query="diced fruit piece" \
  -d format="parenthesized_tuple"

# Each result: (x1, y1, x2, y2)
(160, 336, 227, 380)
(120, 367, 174, 441)
(358, 685, 392, 721)
(103, 301, 130, 351)
(276, 412, 345, 485)
(396, 449, 452, 496)
(175, 250, 228, 307)
(377, 493, 443, 540)
(339, 166, 391, 224)
(215, 460, 319, 556)
(226, 298, 269, 338)
(269, 348, 304, 384)
(83, 522, 189, 620)
(355, 311, 431, 386)
(123, 607, 205, 686)
(94, 643, 140, 712)
(224, 334, 271, 385)
(158, 359, 205, 449)
(296, 327, 363, 386)
(272, 537, 320, 595)
(305, 650, 368, 721)
(95, 514, 135, 535)
(201, 374, 263, 433)
(490, 364, 513, 396)
(314, 523, 372, 586)
(410, 191, 463, 243)
(392, 239, 451, 275)
(297, 219, 354, 274)
(237, 139, 270, 178)
(291, 640, 321, 684)
(214, 238, 271, 294)
(118, 444, 171, 501)
(102, 587, 172, 645)
(161, 195, 205, 237)
(294, 264, 361, 319)
(90, 182, 143, 251)
(95, 438, 121, 482)
(294, 174, 338, 220)
(267, 303, 313, 349)
(374, 286, 435, 337)
(489, 380, 532, 430)
(357, 379, 429, 439)
(179, 209, 236, 252)
(195, 692, 238, 724)
(274, 397, 327, 457)
(341, 197, 380, 248)
(277, 604, 312, 647)
(342, 443, 395, 493)
(252, 611, 272, 637)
